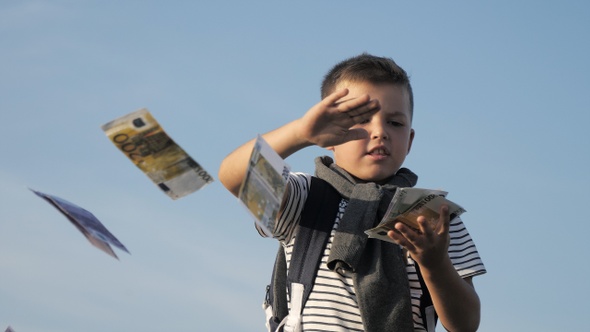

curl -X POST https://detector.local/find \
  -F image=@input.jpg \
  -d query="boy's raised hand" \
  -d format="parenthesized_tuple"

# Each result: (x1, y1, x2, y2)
(297, 88, 380, 148)
(219, 88, 379, 197)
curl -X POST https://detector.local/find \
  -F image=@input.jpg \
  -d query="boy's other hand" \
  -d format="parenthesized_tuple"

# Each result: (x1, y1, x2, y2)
(387, 205, 451, 270)
(296, 88, 380, 148)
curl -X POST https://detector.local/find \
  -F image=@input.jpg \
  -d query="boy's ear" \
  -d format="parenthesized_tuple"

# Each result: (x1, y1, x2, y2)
(326, 146, 335, 152)
(406, 128, 415, 155)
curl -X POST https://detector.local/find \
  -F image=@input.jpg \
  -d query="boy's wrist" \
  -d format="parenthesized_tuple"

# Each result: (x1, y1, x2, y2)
(417, 253, 453, 277)
(291, 118, 315, 149)
(266, 119, 314, 160)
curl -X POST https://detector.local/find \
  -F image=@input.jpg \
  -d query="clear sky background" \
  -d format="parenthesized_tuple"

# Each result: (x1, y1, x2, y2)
(1, 1, 589, 331)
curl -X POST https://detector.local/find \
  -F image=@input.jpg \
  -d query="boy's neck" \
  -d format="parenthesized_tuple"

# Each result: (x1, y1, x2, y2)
(349, 174, 396, 186)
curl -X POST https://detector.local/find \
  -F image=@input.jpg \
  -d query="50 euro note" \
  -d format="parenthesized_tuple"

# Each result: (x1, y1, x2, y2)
(238, 135, 290, 237)
(102, 108, 214, 200)
(365, 187, 466, 244)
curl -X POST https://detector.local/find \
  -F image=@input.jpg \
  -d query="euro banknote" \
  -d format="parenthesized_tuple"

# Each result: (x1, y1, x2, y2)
(365, 187, 466, 243)
(102, 108, 213, 199)
(238, 135, 290, 237)
(30, 189, 129, 259)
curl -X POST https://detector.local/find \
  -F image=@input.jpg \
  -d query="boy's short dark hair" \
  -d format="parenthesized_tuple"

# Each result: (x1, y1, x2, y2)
(321, 53, 414, 116)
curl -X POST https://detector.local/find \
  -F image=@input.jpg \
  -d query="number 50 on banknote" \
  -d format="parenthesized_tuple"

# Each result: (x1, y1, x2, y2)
(102, 108, 214, 200)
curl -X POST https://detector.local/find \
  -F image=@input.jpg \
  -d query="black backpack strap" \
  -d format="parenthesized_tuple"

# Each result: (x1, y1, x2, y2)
(266, 247, 288, 331)
(265, 176, 341, 330)
(414, 262, 438, 332)
(287, 176, 341, 305)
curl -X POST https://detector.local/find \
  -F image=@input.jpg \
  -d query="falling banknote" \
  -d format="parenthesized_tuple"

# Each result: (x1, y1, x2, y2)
(102, 108, 214, 199)
(238, 135, 291, 237)
(30, 189, 129, 259)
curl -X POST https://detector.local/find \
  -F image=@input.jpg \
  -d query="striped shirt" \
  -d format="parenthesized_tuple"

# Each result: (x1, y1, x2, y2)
(260, 172, 486, 331)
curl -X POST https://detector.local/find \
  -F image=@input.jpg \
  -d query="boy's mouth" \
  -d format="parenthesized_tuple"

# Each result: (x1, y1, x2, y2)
(367, 147, 390, 156)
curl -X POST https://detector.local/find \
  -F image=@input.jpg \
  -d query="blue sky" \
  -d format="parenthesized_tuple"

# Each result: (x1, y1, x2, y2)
(1, 1, 589, 331)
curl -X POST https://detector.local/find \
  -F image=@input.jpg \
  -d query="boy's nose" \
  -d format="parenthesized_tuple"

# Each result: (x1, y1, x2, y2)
(371, 124, 388, 140)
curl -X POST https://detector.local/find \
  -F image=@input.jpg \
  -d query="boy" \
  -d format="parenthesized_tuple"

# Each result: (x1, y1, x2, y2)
(218, 54, 486, 332)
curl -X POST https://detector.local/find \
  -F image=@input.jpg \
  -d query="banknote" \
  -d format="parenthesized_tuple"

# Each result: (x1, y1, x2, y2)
(30, 189, 130, 259)
(238, 135, 290, 237)
(365, 187, 466, 244)
(102, 108, 214, 199)
(382, 187, 448, 220)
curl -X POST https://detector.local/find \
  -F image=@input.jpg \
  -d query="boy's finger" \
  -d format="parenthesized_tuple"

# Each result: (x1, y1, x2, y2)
(343, 128, 370, 141)
(416, 216, 433, 236)
(439, 205, 450, 235)
(322, 88, 350, 105)
(387, 228, 415, 252)
(345, 99, 380, 119)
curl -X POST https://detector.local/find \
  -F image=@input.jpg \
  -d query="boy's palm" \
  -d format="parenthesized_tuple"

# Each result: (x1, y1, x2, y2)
(299, 88, 380, 148)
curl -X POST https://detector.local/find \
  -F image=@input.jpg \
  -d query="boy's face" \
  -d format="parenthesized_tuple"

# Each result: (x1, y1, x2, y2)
(329, 81, 414, 183)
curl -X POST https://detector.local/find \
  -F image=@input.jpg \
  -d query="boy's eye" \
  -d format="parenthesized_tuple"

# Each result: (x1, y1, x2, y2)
(388, 120, 404, 127)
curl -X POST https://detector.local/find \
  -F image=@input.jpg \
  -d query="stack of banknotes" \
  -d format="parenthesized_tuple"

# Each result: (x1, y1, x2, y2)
(365, 187, 466, 243)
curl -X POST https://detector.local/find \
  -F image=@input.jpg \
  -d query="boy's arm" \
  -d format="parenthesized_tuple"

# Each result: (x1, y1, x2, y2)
(388, 207, 481, 332)
(217, 121, 308, 196)
(218, 88, 380, 196)
(419, 253, 480, 332)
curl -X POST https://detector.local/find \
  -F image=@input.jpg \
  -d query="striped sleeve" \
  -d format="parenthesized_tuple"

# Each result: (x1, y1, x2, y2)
(448, 216, 487, 278)
(255, 172, 310, 243)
